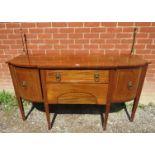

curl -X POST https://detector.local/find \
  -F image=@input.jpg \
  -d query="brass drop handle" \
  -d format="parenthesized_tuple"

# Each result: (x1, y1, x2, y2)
(128, 81, 133, 90)
(55, 72, 61, 82)
(21, 81, 27, 87)
(94, 72, 100, 82)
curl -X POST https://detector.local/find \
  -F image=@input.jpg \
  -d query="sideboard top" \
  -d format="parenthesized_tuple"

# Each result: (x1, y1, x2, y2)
(7, 52, 150, 69)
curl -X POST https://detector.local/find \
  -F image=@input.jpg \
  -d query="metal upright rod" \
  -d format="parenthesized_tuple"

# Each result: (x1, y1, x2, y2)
(23, 33, 29, 56)
(20, 28, 30, 62)
(20, 28, 26, 53)
(130, 28, 137, 55)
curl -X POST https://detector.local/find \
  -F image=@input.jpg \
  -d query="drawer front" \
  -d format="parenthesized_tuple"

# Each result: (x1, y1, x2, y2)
(46, 70, 109, 83)
(15, 67, 42, 102)
(112, 68, 141, 102)
(46, 83, 108, 105)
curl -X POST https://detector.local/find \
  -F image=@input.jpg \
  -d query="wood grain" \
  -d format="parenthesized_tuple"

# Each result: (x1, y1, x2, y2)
(7, 52, 150, 130)
(8, 65, 26, 120)
(104, 70, 116, 130)
(7, 53, 150, 69)
(130, 65, 148, 121)
(46, 70, 109, 83)
(58, 93, 97, 104)
(46, 83, 108, 104)
(14, 67, 42, 102)
(112, 68, 141, 102)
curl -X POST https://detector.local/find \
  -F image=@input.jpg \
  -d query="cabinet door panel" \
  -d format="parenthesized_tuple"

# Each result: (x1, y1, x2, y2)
(15, 67, 42, 102)
(112, 68, 141, 102)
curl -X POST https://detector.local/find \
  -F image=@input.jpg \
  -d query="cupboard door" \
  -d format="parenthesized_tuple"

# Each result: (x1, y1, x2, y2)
(112, 68, 141, 102)
(15, 67, 42, 102)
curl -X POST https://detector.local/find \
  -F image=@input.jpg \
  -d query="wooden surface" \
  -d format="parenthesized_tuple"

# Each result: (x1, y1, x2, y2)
(8, 65, 26, 120)
(7, 53, 149, 130)
(112, 68, 142, 102)
(46, 70, 109, 83)
(46, 83, 108, 104)
(7, 53, 150, 69)
(104, 70, 116, 130)
(130, 65, 148, 121)
(14, 67, 42, 102)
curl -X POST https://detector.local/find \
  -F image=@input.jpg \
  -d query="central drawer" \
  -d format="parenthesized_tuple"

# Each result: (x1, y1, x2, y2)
(46, 70, 109, 83)
(46, 83, 108, 104)
(41, 70, 109, 105)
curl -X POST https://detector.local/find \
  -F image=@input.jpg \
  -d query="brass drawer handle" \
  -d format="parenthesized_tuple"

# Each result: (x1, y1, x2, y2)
(55, 72, 61, 82)
(94, 72, 100, 82)
(128, 81, 133, 90)
(21, 81, 27, 87)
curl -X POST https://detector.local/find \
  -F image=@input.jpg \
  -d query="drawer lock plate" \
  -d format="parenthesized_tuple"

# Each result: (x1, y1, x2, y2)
(94, 73, 100, 82)
(55, 72, 61, 82)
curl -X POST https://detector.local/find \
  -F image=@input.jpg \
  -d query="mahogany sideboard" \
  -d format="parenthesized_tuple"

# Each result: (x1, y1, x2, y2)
(7, 53, 149, 130)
